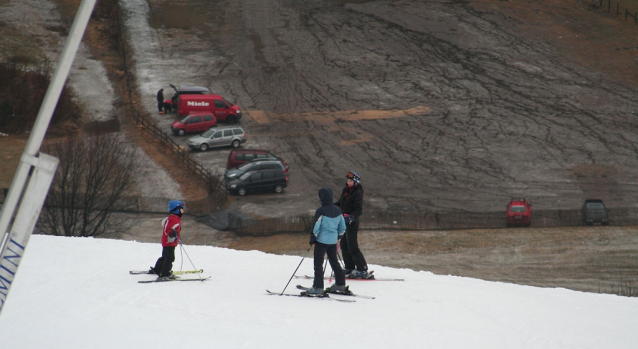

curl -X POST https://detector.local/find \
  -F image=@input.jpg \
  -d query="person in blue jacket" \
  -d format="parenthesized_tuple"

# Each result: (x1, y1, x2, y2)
(304, 187, 348, 296)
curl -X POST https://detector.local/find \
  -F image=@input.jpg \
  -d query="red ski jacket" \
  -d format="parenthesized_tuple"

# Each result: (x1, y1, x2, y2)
(161, 214, 182, 247)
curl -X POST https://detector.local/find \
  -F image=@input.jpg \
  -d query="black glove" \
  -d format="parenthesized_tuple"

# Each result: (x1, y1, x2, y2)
(309, 235, 317, 246)
(168, 229, 177, 243)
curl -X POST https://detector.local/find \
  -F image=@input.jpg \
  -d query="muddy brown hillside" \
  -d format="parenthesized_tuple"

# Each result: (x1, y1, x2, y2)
(143, 0, 638, 215)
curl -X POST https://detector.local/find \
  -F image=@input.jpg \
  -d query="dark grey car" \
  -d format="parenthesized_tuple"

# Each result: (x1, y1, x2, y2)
(227, 169, 288, 196)
(224, 159, 287, 182)
(582, 199, 609, 225)
(186, 126, 247, 151)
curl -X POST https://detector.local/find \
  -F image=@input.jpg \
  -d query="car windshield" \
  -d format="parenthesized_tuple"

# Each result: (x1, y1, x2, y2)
(223, 97, 234, 106)
(510, 206, 526, 212)
(587, 203, 605, 210)
(237, 162, 256, 170)
(239, 171, 253, 180)
(200, 129, 214, 138)
(179, 115, 191, 123)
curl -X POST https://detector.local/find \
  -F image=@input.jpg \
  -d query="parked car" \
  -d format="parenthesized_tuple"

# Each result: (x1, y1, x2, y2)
(226, 169, 288, 196)
(582, 199, 609, 225)
(506, 198, 532, 227)
(227, 149, 289, 172)
(224, 159, 287, 182)
(175, 94, 242, 123)
(170, 84, 210, 110)
(171, 112, 217, 136)
(186, 126, 247, 151)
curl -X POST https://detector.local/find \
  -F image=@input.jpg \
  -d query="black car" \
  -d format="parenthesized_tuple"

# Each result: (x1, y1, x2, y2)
(226, 169, 288, 196)
(582, 199, 609, 225)
(224, 159, 287, 182)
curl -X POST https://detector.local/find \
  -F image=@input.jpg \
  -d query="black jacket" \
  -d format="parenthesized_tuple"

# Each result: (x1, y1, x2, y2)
(335, 184, 363, 220)
(157, 89, 164, 103)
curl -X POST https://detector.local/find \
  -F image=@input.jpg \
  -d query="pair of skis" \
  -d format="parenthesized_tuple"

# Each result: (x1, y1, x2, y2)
(266, 285, 375, 302)
(130, 269, 209, 283)
(294, 274, 405, 282)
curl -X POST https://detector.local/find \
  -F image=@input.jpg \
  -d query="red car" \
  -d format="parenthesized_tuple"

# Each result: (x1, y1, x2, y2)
(171, 112, 217, 136)
(506, 199, 532, 227)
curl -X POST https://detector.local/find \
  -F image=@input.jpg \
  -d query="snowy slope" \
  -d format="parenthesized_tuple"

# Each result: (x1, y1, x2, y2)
(1, 235, 637, 349)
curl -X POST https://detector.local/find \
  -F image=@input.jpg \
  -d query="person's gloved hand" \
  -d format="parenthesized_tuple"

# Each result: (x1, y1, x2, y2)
(344, 214, 355, 225)
(168, 229, 177, 243)
(309, 235, 316, 246)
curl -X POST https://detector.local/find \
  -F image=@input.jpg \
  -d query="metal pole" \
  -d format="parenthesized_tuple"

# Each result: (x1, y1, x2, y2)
(0, 0, 97, 317)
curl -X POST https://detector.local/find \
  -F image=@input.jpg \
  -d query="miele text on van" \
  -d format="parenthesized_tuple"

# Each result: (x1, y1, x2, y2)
(187, 101, 210, 107)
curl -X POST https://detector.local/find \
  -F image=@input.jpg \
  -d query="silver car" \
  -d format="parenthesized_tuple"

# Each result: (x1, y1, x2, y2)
(186, 126, 247, 151)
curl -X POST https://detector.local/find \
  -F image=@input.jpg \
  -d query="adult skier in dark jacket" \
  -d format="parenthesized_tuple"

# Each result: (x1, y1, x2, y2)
(335, 171, 372, 279)
(304, 187, 348, 296)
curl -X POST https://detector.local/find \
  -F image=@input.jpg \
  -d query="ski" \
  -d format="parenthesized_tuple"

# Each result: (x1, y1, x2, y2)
(130, 269, 204, 275)
(266, 290, 355, 303)
(138, 276, 211, 283)
(296, 285, 375, 299)
(295, 275, 405, 282)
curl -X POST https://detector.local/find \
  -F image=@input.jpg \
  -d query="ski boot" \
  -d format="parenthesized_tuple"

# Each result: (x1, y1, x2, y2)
(347, 270, 375, 280)
(301, 287, 327, 297)
(158, 271, 177, 281)
(325, 284, 353, 295)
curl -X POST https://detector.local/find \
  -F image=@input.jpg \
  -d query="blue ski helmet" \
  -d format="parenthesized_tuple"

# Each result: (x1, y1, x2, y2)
(168, 200, 185, 214)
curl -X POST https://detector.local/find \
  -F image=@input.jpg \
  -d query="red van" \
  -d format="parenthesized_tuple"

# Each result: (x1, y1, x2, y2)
(171, 112, 217, 136)
(176, 94, 242, 123)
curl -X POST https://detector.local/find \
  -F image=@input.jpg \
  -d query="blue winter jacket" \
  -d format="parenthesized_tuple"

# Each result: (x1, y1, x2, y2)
(310, 187, 346, 245)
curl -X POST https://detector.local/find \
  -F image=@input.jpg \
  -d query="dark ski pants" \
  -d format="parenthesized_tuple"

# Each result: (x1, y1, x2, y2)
(340, 220, 368, 272)
(313, 242, 345, 290)
(154, 246, 175, 277)
(157, 101, 164, 112)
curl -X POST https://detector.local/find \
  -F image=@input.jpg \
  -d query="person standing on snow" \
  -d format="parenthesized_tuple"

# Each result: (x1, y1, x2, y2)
(304, 187, 348, 296)
(156, 88, 165, 114)
(335, 171, 373, 279)
(149, 200, 184, 280)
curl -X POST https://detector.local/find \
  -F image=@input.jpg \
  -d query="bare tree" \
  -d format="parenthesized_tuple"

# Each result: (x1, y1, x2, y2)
(38, 133, 139, 237)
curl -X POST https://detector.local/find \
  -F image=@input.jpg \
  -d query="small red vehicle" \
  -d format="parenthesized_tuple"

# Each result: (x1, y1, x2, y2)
(171, 112, 217, 136)
(506, 198, 532, 227)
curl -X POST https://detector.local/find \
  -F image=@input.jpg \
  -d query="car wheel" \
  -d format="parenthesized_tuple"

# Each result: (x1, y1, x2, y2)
(231, 140, 240, 148)
(238, 187, 246, 196)
(199, 143, 209, 152)
(227, 115, 236, 124)
(275, 185, 283, 193)
(177, 129, 186, 136)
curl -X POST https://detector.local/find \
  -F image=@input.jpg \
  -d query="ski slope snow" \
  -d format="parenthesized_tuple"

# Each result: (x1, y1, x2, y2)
(1, 235, 637, 348)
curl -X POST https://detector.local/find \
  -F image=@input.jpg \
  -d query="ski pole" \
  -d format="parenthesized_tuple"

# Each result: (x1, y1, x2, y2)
(178, 240, 204, 280)
(337, 248, 345, 269)
(281, 246, 311, 295)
